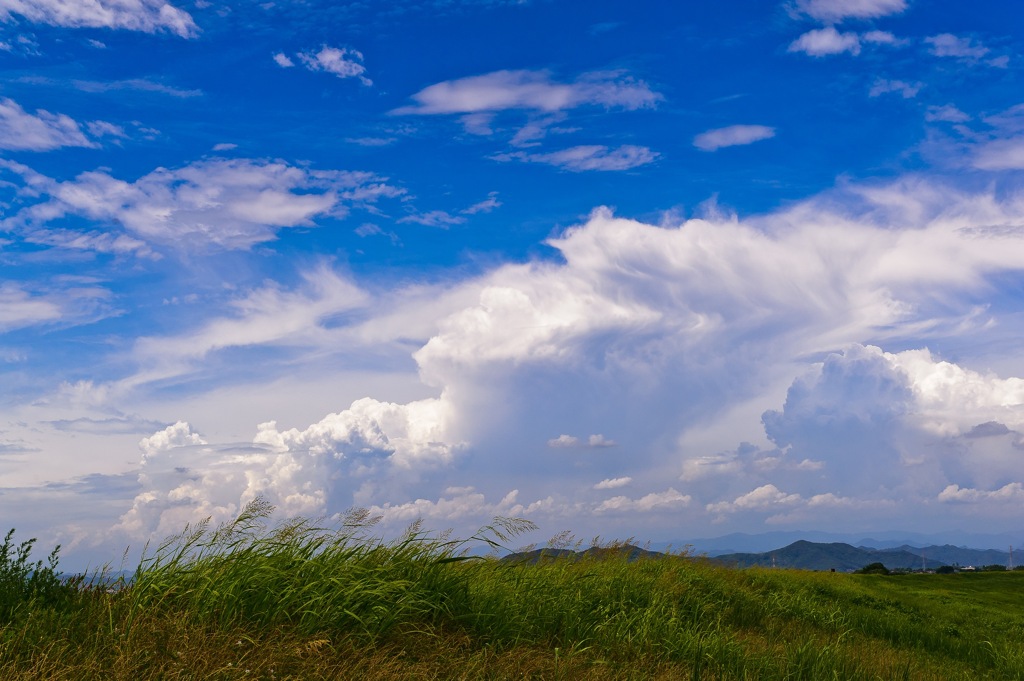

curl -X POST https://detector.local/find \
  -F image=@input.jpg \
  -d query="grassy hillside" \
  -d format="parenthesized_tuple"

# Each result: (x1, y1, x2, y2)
(3, 502, 1024, 680)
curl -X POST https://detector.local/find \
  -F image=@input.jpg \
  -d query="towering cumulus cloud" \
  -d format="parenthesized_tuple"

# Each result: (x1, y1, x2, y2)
(112, 176, 1024, 540)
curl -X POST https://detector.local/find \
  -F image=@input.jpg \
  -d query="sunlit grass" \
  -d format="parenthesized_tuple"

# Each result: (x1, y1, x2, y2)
(2, 499, 1023, 679)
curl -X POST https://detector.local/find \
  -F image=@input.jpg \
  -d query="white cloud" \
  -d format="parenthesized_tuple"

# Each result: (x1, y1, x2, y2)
(462, 191, 501, 215)
(26, 174, 1024, 546)
(253, 396, 458, 470)
(693, 124, 775, 151)
(398, 210, 467, 228)
(2, 158, 405, 251)
(926, 34, 989, 60)
(494, 145, 658, 172)
(972, 139, 1024, 171)
(366, 488, 554, 527)
(138, 421, 206, 460)
(938, 483, 1024, 504)
(926, 105, 970, 123)
(868, 79, 922, 98)
(792, 0, 907, 23)
(788, 27, 861, 56)
(0, 0, 198, 38)
(0, 281, 112, 332)
(546, 433, 617, 449)
(131, 266, 371, 379)
(0, 97, 96, 151)
(72, 78, 201, 98)
(862, 30, 898, 44)
(345, 136, 397, 147)
(212, 142, 237, 151)
(593, 477, 631, 490)
(273, 52, 294, 68)
(596, 488, 691, 513)
(86, 120, 127, 138)
(706, 484, 801, 514)
(0, 283, 63, 331)
(119, 397, 461, 539)
(392, 69, 661, 115)
(297, 46, 371, 86)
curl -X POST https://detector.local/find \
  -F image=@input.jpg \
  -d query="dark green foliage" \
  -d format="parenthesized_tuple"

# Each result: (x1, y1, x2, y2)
(935, 565, 955, 574)
(0, 529, 73, 623)
(856, 562, 890, 575)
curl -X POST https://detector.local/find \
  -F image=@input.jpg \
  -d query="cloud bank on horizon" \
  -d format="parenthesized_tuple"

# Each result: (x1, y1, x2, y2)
(1, 0, 1023, 566)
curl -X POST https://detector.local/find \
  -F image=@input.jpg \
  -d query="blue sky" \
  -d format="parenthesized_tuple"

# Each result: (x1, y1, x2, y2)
(2, 0, 1024, 567)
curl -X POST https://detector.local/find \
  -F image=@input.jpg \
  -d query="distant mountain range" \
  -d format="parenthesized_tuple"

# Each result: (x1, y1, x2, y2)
(655, 530, 1023, 557)
(501, 540, 1016, 572)
(709, 541, 1012, 571)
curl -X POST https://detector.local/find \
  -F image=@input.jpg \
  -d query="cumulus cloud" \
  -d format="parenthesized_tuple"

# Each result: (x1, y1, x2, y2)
(0, 0, 197, 38)
(366, 488, 557, 527)
(296, 46, 371, 85)
(494, 145, 658, 172)
(792, 0, 907, 23)
(596, 488, 691, 513)
(693, 124, 775, 151)
(1, 158, 405, 251)
(392, 69, 661, 116)
(0, 98, 96, 151)
(89, 175, 1024, 540)
(706, 484, 802, 514)
(788, 27, 861, 56)
(139, 421, 206, 460)
(938, 483, 1024, 504)
(594, 477, 632, 490)
(273, 52, 294, 68)
(119, 397, 460, 539)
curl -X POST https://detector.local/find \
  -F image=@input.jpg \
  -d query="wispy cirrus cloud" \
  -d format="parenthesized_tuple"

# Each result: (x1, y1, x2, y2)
(0, 97, 96, 151)
(0, 0, 198, 38)
(926, 33, 988, 60)
(494, 144, 658, 171)
(693, 124, 775, 151)
(925, 33, 1007, 68)
(71, 78, 202, 98)
(0, 281, 113, 333)
(1, 158, 406, 251)
(791, 0, 907, 23)
(869, 79, 922, 98)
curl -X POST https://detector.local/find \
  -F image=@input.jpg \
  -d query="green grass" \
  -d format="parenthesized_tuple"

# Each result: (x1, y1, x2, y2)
(2, 499, 1024, 679)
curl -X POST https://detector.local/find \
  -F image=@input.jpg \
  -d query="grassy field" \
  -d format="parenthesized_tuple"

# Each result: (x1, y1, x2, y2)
(3, 500, 1024, 680)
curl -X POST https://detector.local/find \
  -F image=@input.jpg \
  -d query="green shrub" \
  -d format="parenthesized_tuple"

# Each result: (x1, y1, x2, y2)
(0, 529, 73, 623)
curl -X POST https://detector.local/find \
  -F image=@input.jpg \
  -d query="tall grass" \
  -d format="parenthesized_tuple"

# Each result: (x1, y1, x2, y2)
(1, 499, 1023, 679)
